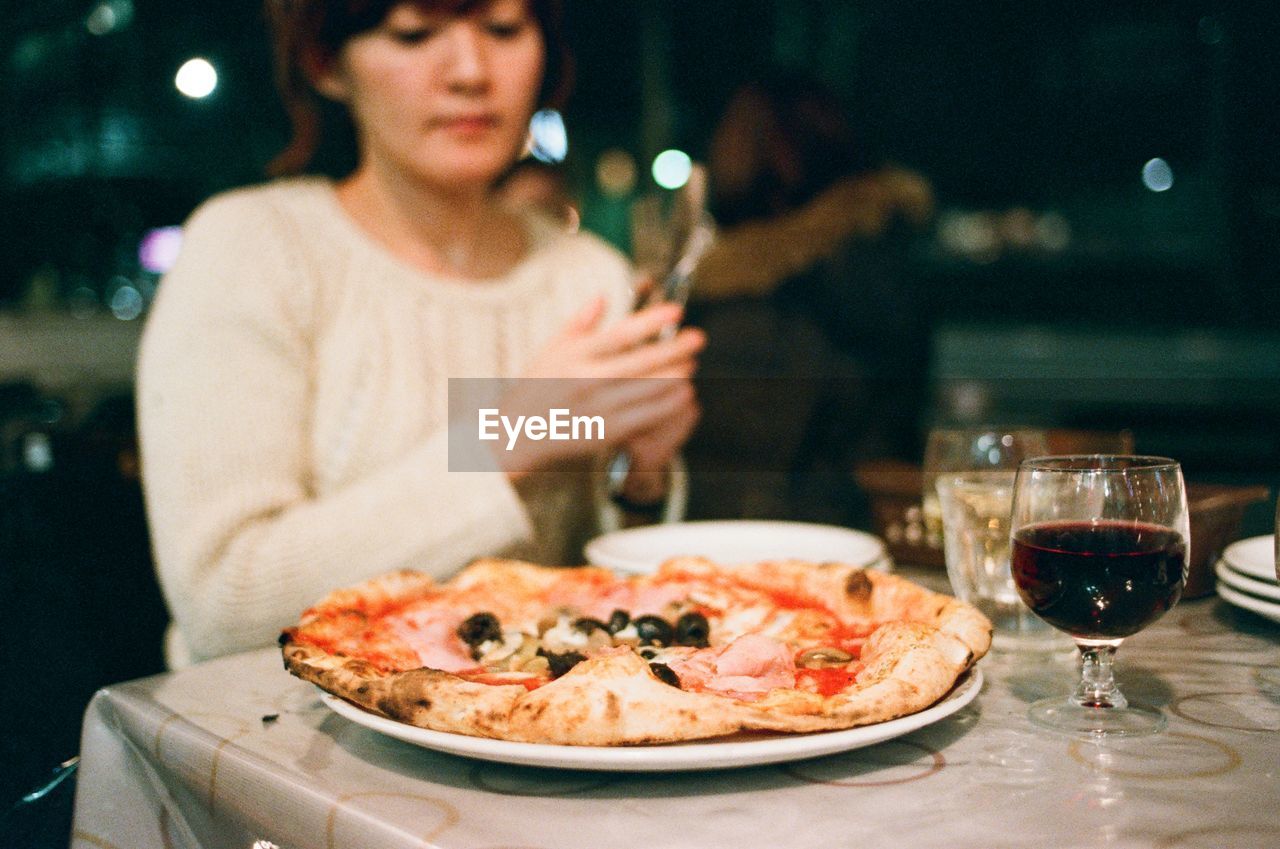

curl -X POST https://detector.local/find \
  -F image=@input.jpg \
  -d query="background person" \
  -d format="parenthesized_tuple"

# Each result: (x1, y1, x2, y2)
(686, 70, 934, 523)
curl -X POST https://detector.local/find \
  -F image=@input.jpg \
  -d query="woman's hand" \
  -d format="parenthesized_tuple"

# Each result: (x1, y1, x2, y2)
(495, 297, 704, 480)
(613, 381, 700, 505)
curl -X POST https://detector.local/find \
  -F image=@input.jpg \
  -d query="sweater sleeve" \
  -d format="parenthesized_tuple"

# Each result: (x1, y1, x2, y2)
(137, 191, 532, 662)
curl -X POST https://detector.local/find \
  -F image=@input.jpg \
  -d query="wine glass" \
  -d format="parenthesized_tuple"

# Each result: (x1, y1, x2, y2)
(922, 427, 1049, 549)
(607, 164, 714, 495)
(628, 161, 713, 317)
(1010, 455, 1189, 736)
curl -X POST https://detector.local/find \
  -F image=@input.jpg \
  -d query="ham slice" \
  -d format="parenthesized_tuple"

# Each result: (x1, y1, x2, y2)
(384, 606, 476, 672)
(665, 634, 796, 701)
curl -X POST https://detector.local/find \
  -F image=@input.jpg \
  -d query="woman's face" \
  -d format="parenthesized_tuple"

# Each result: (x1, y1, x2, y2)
(321, 0, 545, 190)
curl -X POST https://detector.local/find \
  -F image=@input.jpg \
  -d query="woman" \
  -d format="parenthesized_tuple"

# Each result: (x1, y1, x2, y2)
(138, 0, 703, 665)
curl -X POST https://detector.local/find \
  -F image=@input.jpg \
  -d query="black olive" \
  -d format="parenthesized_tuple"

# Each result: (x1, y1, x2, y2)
(638, 647, 658, 660)
(457, 612, 502, 656)
(572, 617, 609, 634)
(649, 663, 681, 688)
(633, 615, 674, 646)
(607, 609, 631, 634)
(537, 648, 587, 678)
(673, 612, 710, 648)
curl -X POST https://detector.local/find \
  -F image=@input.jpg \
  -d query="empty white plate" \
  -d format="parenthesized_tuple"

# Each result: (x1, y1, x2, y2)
(585, 520, 889, 575)
(1220, 535, 1277, 583)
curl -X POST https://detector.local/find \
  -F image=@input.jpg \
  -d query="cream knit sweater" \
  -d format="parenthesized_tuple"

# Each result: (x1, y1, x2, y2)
(138, 178, 634, 664)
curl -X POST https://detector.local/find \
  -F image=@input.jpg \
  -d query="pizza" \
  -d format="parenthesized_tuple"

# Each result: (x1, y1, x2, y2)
(281, 557, 991, 745)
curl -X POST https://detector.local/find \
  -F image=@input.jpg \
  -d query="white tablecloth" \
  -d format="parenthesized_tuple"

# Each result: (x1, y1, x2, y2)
(71, 578, 1280, 849)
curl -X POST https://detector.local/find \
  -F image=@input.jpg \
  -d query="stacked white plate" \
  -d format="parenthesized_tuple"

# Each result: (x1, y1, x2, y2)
(1214, 535, 1280, 624)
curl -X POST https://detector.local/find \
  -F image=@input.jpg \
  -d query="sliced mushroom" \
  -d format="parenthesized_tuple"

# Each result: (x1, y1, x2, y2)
(519, 654, 550, 676)
(478, 630, 526, 666)
(797, 647, 854, 669)
(537, 608, 572, 635)
(486, 632, 538, 670)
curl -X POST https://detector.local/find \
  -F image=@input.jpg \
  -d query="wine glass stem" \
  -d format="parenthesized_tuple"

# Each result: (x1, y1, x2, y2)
(1072, 643, 1127, 709)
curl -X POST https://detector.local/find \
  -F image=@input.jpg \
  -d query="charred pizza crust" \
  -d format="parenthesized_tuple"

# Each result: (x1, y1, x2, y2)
(282, 558, 991, 745)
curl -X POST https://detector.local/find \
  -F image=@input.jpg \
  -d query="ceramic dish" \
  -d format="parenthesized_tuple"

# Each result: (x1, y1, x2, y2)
(1216, 583, 1280, 625)
(1220, 535, 1277, 583)
(1215, 559, 1280, 603)
(320, 667, 979, 772)
(585, 520, 889, 575)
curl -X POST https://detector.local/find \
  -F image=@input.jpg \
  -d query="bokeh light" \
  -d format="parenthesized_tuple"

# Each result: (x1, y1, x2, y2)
(595, 149, 637, 197)
(139, 226, 184, 273)
(110, 280, 145, 320)
(86, 0, 134, 36)
(175, 58, 218, 99)
(651, 149, 692, 190)
(1142, 158, 1174, 192)
(528, 109, 568, 163)
(110, 283, 144, 321)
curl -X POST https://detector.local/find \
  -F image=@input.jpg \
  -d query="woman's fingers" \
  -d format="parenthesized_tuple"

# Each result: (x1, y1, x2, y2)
(535, 300, 702, 381)
(630, 273, 659, 309)
(586, 302, 684, 355)
(599, 327, 705, 379)
(589, 379, 696, 444)
(495, 372, 697, 477)
(623, 390, 701, 471)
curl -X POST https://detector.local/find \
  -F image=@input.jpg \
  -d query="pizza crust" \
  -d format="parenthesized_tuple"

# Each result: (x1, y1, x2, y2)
(282, 558, 992, 745)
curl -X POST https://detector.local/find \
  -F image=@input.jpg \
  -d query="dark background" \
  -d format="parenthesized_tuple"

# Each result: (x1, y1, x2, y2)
(0, 1, 1277, 843)
(2, 0, 1278, 323)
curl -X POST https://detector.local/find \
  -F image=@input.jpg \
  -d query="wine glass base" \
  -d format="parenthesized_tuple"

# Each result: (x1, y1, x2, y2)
(1027, 697, 1167, 738)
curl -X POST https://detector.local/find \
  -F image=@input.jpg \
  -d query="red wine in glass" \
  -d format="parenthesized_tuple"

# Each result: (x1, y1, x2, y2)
(1009, 455, 1189, 736)
(1011, 520, 1186, 640)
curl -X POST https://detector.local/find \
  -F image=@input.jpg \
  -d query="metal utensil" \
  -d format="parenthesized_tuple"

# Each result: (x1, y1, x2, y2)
(0, 756, 79, 829)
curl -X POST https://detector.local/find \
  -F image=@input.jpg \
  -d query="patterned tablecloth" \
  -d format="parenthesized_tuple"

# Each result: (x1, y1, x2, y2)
(71, 569, 1280, 849)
